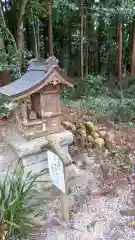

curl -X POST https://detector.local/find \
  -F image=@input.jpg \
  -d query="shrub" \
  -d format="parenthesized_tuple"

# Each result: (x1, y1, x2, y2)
(83, 74, 104, 96)
(0, 95, 10, 117)
(61, 74, 135, 122)
(0, 162, 43, 239)
(81, 96, 135, 122)
(61, 75, 105, 101)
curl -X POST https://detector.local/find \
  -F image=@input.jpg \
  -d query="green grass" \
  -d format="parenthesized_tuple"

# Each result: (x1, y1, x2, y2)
(0, 162, 45, 239)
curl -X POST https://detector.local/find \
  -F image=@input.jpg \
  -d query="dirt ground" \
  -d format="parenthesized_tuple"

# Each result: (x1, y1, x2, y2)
(29, 162, 135, 240)
(1, 106, 135, 239)
(29, 107, 135, 239)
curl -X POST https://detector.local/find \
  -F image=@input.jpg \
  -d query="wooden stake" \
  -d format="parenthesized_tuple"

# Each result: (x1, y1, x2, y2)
(60, 166, 69, 220)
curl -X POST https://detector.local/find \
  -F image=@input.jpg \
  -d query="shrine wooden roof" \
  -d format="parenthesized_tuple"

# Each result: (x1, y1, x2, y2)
(0, 57, 73, 100)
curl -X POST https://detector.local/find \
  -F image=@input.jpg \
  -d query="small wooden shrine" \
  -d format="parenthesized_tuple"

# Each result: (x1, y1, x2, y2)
(0, 57, 73, 138)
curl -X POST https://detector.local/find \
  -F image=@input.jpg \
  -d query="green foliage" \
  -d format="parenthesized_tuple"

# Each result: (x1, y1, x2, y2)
(0, 162, 43, 238)
(82, 96, 135, 122)
(83, 75, 104, 96)
(63, 95, 135, 122)
(27, 0, 47, 20)
(61, 75, 104, 101)
(1, 0, 135, 123)
(1, 0, 135, 79)
(0, 95, 10, 117)
(61, 74, 135, 122)
(0, 47, 33, 80)
(0, 3, 32, 81)
(53, 0, 78, 18)
(0, 49, 21, 80)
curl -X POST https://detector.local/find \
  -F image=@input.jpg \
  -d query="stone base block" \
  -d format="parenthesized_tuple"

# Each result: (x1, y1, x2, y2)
(1, 126, 73, 191)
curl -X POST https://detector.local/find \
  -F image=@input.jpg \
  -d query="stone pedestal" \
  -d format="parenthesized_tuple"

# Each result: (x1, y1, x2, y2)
(1, 125, 73, 192)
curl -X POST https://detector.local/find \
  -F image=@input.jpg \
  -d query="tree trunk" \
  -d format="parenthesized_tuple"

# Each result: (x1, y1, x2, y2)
(97, 17, 102, 74)
(68, 28, 72, 75)
(0, 1, 6, 25)
(80, 0, 84, 80)
(59, 39, 65, 68)
(16, 0, 28, 50)
(48, 0, 53, 56)
(0, 0, 5, 49)
(43, 21, 48, 58)
(37, 20, 40, 58)
(32, 21, 39, 59)
(116, 21, 123, 82)
(25, 19, 31, 51)
(85, 40, 89, 75)
(0, 38, 4, 49)
(107, 30, 112, 80)
(85, 17, 88, 75)
(64, 48, 69, 75)
(0, 1, 19, 80)
(0, 1, 17, 51)
(131, 18, 135, 74)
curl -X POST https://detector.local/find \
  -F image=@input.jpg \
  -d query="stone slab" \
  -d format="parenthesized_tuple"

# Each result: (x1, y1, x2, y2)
(1, 125, 73, 158)
(22, 151, 48, 167)
(1, 127, 48, 158)
(25, 161, 48, 174)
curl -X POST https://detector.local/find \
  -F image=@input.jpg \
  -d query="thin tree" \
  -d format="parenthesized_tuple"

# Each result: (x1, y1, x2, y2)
(85, 10, 88, 75)
(48, 0, 53, 56)
(116, 13, 123, 82)
(32, 19, 40, 59)
(80, 0, 84, 80)
(131, 17, 135, 74)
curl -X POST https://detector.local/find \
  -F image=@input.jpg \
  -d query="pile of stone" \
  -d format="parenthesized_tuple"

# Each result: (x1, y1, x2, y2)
(62, 120, 114, 151)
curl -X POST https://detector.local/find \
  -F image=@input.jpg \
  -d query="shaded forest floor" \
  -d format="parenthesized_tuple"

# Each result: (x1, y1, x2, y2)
(1, 105, 135, 239)
(30, 173, 135, 240)
(28, 106, 135, 240)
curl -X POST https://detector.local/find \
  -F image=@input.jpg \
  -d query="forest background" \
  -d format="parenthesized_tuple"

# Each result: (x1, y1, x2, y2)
(1, 0, 135, 122)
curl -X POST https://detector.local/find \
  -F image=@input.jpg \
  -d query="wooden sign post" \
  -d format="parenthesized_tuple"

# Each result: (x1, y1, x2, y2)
(47, 150, 69, 220)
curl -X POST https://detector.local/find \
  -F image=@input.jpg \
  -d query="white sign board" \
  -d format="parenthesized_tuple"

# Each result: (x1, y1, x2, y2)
(47, 150, 66, 194)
